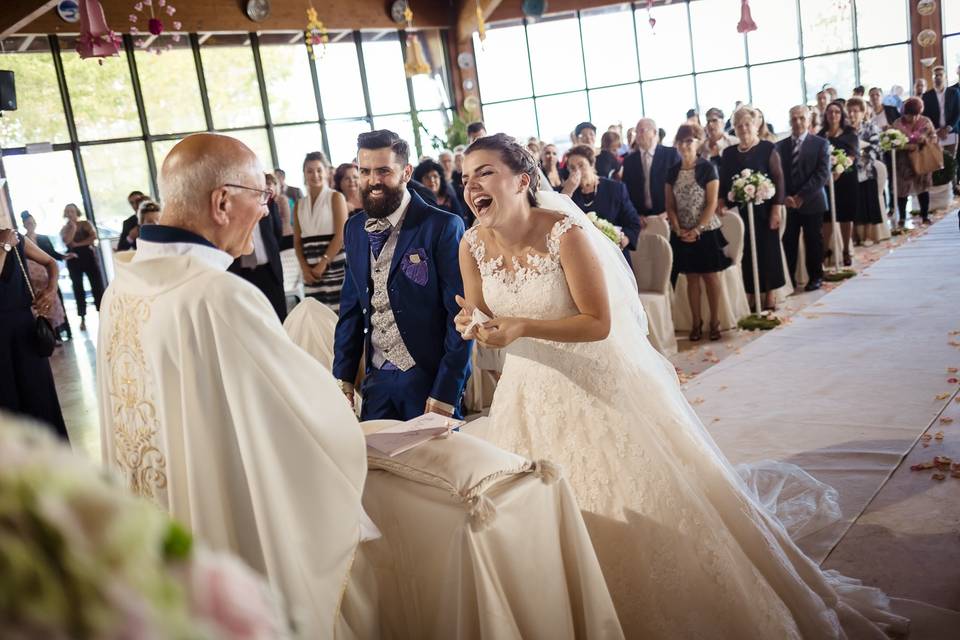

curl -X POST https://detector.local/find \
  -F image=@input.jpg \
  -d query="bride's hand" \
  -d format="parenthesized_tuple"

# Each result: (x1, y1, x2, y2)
(476, 317, 525, 348)
(454, 294, 477, 339)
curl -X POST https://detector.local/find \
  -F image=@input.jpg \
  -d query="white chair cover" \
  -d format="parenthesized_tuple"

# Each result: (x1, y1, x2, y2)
(672, 212, 750, 332)
(855, 162, 892, 243)
(774, 208, 795, 303)
(283, 297, 339, 370)
(464, 344, 500, 413)
(630, 234, 678, 356)
(640, 214, 670, 239)
(280, 248, 304, 301)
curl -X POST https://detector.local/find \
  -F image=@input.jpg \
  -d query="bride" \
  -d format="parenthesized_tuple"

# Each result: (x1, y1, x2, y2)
(455, 134, 906, 638)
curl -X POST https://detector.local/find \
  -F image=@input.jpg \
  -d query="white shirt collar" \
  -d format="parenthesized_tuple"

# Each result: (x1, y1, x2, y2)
(385, 188, 411, 228)
(793, 131, 808, 145)
(133, 238, 234, 271)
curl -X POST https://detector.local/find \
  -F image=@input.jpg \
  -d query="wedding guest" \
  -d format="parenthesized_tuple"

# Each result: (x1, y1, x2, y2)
(541, 143, 566, 191)
(686, 109, 701, 127)
(596, 130, 622, 180)
(125, 200, 162, 251)
(702, 107, 735, 168)
(117, 190, 148, 251)
(724, 100, 743, 134)
(452, 145, 468, 212)
(816, 91, 830, 115)
(626, 126, 636, 150)
(334, 162, 364, 218)
(778, 106, 830, 291)
(913, 78, 927, 97)
(622, 117, 681, 219)
(666, 124, 730, 341)
(575, 122, 597, 148)
(275, 167, 303, 216)
(413, 159, 467, 224)
(818, 100, 861, 265)
(294, 151, 348, 311)
(561, 144, 640, 264)
(846, 98, 886, 243)
(921, 65, 960, 158)
(869, 86, 900, 129)
(757, 109, 777, 142)
(266, 172, 294, 250)
(526, 137, 542, 158)
(892, 97, 938, 226)
(852, 85, 865, 98)
(885, 84, 905, 111)
(21, 212, 68, 342)
(825, 86, 838, 103)
(720, 106, 786, 311)
(0, 226, 68, 439)
(60, 203, 104, 332)
(467, 121, 486, 144)
(809, 107, 822, 135)
(438, 150, 455, 184)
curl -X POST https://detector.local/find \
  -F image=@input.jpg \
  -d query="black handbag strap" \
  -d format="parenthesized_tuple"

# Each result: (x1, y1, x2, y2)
(9, 232, 39, 303)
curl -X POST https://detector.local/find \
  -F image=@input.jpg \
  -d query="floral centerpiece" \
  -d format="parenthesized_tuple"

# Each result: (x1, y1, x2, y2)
(727, 168, 776, 206)
(878, 128, 909, 152)
(830, 146, 854, 177)
(586, 212, 622, 245)
(0, 414, 286, 639)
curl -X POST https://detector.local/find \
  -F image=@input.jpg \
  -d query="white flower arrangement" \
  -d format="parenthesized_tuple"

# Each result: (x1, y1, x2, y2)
(586, 212, 622, 245)
(878, 128, 909, 152)
(0, 414, 287, 639)
(830, 146, 854, 177)
(727, 168, 776, 206)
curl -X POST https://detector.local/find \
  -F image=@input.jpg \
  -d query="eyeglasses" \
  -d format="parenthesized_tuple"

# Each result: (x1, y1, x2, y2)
(223, 183, 273, 206)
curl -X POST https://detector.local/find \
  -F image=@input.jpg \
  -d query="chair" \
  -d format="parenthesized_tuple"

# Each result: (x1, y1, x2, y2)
(630, 234, 678, 356)
(464, 345, 501, 413)
(640, 214, 670, 239)
(280, 248, 303, 309)
(671, 211, 750, 332)
(855, 161, 892, 243)
(774, 208, 795, 303)
(283, 297, 339, 370)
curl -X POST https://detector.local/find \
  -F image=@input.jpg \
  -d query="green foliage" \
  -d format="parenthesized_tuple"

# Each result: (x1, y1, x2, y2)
(737, 314, 781, 331)
(823, 269, 856, 282)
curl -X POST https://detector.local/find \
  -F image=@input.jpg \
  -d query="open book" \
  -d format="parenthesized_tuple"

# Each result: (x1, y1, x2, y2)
(366, 412, 465, 457)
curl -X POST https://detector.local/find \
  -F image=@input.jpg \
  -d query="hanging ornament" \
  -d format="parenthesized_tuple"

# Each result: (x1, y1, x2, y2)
(128, 0, 181, 54)
(404, 34, 430, 77)
(521, 0, 547, 20)
(476, 0, 487, 47)
(737, 0, 757, 34)
(304, 5, 329, 60)
(77, 0, 121, 63)
(646, 0, 656, 32)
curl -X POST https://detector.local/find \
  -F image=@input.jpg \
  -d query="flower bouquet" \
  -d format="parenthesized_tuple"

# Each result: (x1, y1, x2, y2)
(878, 128, 909, 152)
(830, 146, 854, 177)
(586, 211, 622, 245)
(0, 414, 287, 639)
(727, 168, 776, 206)
(728, 169, 780, 330)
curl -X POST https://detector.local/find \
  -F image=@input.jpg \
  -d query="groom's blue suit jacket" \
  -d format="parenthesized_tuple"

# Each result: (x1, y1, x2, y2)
(333, 190, 471, 408)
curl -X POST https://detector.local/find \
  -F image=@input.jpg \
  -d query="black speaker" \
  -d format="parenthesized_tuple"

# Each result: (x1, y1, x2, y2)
(0, 71, 16, 112)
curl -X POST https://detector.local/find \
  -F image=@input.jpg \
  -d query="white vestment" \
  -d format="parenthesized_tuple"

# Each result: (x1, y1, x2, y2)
(97, 237, 368, 637)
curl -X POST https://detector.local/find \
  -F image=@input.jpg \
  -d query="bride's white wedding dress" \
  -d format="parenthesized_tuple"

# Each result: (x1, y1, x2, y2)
(466, 192, 907, 639)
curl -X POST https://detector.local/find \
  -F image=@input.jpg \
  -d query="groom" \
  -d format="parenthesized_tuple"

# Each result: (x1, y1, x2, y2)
(333, 130, 471, 420)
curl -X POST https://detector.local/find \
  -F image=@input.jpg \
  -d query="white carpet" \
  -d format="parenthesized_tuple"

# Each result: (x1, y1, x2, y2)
(686, 218, 960, 563)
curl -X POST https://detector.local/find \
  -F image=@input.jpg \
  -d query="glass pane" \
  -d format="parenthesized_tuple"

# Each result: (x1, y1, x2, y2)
(804, 52, 856, 102)
(4, 151, 82, 234)
(858, 45, 911, 102)
(80, 141, 151, 232)
(481, 99, 538, 142)
(946, 37, 960, 85)
(589, 84, 643, 133)
(745, 0, 800, 64)
(325, 119, 371, 165)
(362, 32, 409, 115)
(152, 137, 183, 169)
(273, 123, 324, 192)
(59, 36, 141, 140)
(581, 4, 639, 88)
(417, 110, 455, 154)
(696, 68, 749, 121)
(315, 39, 367, 119)
(220, 128, 272, 168)
(689, 0, 745, 72)
(409, 31, 451, 111)
(258, 33, 318, 124)
(135, 34, 205, 135)
(855, 0, 908, 48)
(535, 92, 589, 148)
(636, 2, 692, 80)
(640, 75, 695, 143)
(0, 37, 70, 147)
(526, 13, 585, 95)
(944, 0, 960, 35)
(475, 22, 533, 102)
(372, 113, 418, 157)
(800, 0, 854, 57)
(750, 60, 804, 133)
(199, 33, 264, 130)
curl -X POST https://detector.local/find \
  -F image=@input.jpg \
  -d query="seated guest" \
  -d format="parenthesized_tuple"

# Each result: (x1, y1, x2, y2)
(665, 124, 730, 341)
(562, 144, 641, 264)
(595, 130, 622, 180)
(467, 121, 486, 144)
(413, 159, 468, 225)
(117, 190, 148, 251)
(334, 162, 364, 218)
(622, 117, 681, 218)
(540, 143, 566, 191)
(574, 121, 597, 148)
(97, 133, 368, 637)
(701, 107, 735, 168)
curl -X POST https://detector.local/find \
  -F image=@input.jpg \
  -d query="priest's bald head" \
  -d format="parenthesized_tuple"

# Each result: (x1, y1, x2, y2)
(158, 133, 268, 258)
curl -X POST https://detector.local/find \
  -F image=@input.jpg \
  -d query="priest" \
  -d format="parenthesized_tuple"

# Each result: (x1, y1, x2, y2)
(97, 133, 369, 637)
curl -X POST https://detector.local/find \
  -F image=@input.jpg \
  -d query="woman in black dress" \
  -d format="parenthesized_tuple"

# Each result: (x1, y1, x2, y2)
(0, 226, 68, 439)
(540, 143, 566, 191)
(818, 100, 860, 266)
(720, 106, 786, 312)
(845, 98, 886, 243)
(413, 159, 468, 226)
(60, 203, 104, 332)
(667, 124, 731, 341)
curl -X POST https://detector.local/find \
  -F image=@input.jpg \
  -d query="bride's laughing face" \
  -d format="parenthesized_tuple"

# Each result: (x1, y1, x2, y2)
(462, 149, 530, 229)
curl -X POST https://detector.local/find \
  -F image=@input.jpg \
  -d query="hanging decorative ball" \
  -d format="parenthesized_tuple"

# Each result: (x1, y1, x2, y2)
(304, 6, 329, 60)
(521, 0, 547, 20)
(649, 16, 656, 29)
(736, 0, 757, 34)
(148, 17, 164, 35)
(128, 0, 178, 53)
(916, 0, 936, 16)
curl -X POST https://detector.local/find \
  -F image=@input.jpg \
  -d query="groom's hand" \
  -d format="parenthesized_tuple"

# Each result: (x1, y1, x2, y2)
(454, 294, 477, 339)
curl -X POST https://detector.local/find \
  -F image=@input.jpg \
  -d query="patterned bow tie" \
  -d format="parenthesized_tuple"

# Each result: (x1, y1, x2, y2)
(364, 217, 392, 233)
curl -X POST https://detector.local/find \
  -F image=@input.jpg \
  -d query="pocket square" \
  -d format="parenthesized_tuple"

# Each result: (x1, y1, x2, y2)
(401, 249, 429, 286)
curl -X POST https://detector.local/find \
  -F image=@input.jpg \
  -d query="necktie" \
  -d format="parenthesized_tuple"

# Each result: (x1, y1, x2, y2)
(791, 137, 802, 195)
(642, 151, 653, 211)
(365, 217, 392, 259)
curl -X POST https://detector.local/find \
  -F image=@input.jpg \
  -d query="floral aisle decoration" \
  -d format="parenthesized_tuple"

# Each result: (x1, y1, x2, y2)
(304, 6, 330, 60)
(77, 0, 121, 63)
(878, 128, 909, 152)
(128, 0, 182, 54)
(824, 145, 857, 280)
(729, 169, 781, 331)
(830, 147, 854, 178)
(586, 212, 621, 246)
(0, 414, 287, 639)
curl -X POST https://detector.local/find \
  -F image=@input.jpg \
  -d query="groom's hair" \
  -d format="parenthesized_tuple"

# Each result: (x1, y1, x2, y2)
(465, 133, 540, 206)
(358, 129, 410, 166)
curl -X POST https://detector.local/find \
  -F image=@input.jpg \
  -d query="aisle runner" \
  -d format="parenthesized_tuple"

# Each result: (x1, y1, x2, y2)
(687, 219, 960, 563)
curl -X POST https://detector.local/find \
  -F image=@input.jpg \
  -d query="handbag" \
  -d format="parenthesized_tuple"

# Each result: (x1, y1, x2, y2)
(908, 140, 944, 176)
(9, 233, 58, 357)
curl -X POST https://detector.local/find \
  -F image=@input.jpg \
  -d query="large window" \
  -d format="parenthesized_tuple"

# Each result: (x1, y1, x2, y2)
(474, 0, 913, 146)
(135, 34, 205, 135)
(0, 36, 70, 148)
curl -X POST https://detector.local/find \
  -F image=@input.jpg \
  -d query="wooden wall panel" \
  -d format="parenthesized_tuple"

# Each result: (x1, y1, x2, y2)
(910, 0, 944, 84)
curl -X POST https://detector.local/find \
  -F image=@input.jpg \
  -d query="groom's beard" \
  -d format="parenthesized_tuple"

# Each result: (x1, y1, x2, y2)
(362, 182, 406, 219)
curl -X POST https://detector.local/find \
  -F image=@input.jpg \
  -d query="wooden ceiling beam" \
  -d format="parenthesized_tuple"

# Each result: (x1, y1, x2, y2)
(456, 0, 503, 42)
(1, 0, 59, 40)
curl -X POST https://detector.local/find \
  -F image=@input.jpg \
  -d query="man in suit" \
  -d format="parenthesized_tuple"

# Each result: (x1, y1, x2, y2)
(922, 65, 960, 158)
(334, 130, 471, 421)
(621, 118, 680, 221)
(777, 105, 831, 291)
(227, 176, 286, 320)
(116, 190, 148, 251)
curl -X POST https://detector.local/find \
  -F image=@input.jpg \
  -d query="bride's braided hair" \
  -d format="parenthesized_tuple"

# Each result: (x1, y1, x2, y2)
(465, 133, 540, 206)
